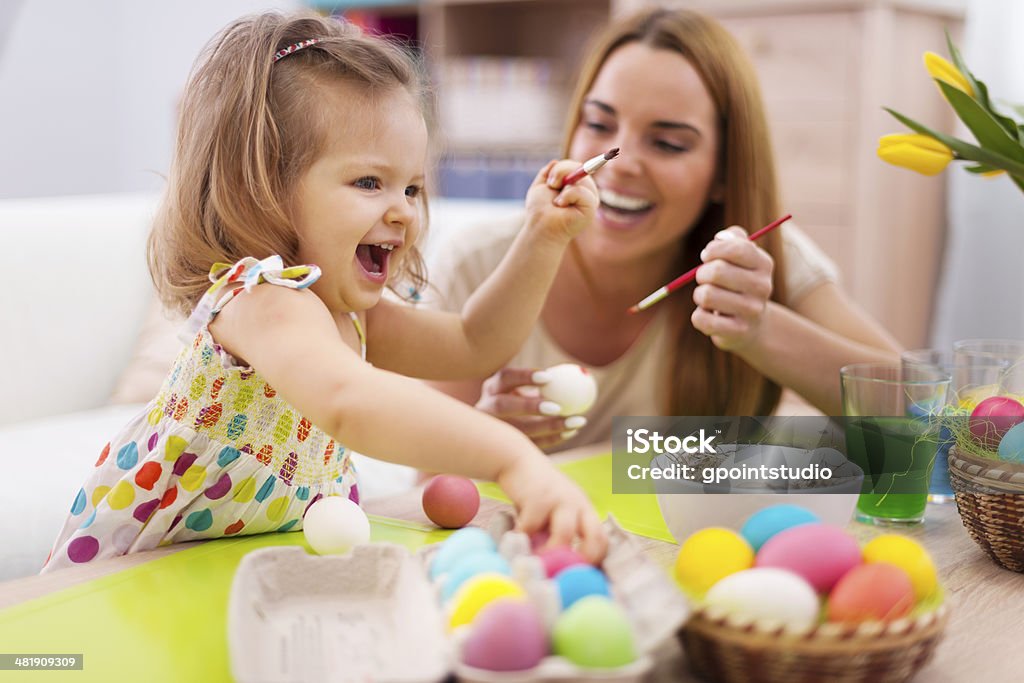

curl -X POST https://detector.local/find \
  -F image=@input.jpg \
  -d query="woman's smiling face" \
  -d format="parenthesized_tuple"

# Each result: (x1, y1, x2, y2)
(569, 42, 721, 267)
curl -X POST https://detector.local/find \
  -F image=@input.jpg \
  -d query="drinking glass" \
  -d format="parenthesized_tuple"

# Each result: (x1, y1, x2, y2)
(840, 363, 950, 525)
(901, 349, 1008, 502)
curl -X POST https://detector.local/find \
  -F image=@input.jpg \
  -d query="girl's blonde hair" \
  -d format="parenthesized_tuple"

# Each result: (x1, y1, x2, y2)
(562, 8, 786, 417)
(150, 12, 432, 316)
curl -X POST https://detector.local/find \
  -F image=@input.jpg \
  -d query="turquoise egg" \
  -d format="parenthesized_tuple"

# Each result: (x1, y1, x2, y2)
(998, 421, 1024, 463)
(429, 527, 496, 579)
(554, 564, 610, 610)
(441, 551, 511, 602)
(740, 504, 820, 551)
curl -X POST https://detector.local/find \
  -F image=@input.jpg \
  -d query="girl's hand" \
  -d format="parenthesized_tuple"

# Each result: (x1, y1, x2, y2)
(691, 226, 775, 351)
(475, 368, 588, 450)
(524, 160, 599, 243)
(497, 451, 607, 562)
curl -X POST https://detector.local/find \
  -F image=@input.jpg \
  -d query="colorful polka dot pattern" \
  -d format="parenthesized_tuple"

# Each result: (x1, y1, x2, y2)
(42, 256, 361, 573)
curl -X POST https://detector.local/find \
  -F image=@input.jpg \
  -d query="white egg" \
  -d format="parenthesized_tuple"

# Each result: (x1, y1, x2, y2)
(539, 364, 598, 416)
(704, 568, 820, 629)
(303, 496, 371, 555)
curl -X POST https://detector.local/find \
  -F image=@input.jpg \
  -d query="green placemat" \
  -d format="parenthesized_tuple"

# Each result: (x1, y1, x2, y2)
(0, 516, 450, 682)
(476, 452, 675, 543)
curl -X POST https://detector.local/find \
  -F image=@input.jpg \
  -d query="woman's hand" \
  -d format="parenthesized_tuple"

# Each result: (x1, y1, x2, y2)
(691, 226, 775, 351)
(475, 368, 588, 450)
(497, 450, 607, 562)
(524, 160, 599, 243)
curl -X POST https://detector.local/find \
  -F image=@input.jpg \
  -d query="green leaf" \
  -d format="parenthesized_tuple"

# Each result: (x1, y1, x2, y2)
(964, 163, 998, 174)
(938, 81, 1024, 163)
(971, 77, 1020, 138)
(884, 108, 1024, 177)
(945, 30, 991, 110)
(941, 32, 1018, 138)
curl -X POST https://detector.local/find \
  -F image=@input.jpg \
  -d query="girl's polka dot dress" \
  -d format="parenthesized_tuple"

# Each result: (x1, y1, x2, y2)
(43, 256, 362, 572)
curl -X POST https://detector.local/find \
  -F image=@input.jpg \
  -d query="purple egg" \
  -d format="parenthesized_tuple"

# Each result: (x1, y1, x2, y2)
(755, 523, 861, 593)
(461, 599, 548, 672)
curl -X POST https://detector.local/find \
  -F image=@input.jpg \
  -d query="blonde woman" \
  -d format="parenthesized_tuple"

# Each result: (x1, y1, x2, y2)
(426, 8, 900, 450)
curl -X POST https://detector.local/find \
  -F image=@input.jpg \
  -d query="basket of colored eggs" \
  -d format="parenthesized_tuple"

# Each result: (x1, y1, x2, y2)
(674, 505, 948, 683)
(946, 393, 1024, 572)
(428, 515, 688, 681)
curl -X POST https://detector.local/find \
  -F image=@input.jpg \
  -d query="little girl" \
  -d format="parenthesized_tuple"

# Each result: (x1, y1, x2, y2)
(43, 11, 604, 572)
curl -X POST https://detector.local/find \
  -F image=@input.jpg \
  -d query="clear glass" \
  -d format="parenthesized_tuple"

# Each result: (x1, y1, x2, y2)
(901, 349, 1008, 503)
(953, 338, 1024, 395)
(840, 363, 950, 525)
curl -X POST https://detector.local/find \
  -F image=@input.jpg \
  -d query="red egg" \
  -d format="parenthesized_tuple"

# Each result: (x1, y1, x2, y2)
(828, 563, 915, 623)
(536, 546, 588, 578)
(422, 475, 480, 529)
(970, 396, 1024, 450)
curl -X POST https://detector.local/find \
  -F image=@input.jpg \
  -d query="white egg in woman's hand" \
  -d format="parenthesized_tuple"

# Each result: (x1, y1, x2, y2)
(303, 496, 370, 555)
(539, 364, 598, 416)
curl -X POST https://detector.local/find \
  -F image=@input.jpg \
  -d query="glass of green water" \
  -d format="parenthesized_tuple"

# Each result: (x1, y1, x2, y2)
(840, 363, 951, 525)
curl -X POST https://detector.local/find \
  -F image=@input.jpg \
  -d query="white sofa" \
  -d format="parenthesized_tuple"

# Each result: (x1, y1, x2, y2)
(0, 192, 521, 581)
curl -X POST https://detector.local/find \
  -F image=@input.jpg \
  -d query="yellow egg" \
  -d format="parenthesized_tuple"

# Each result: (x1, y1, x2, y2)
(862, 534, 938, 601)
(448, 573, 526, 630)
(674, 527, 754, 597)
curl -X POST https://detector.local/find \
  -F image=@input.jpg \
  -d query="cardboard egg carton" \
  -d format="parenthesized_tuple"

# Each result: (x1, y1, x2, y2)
(228, 514, 688, 683)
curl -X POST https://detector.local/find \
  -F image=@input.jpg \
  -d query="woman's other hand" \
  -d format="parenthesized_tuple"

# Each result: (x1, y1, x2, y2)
(475, 367, 588, 450)
(691, 226, 774, 351)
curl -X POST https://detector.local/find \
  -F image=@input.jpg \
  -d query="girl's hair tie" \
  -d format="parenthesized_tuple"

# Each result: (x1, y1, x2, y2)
(273, 38, 319, 63)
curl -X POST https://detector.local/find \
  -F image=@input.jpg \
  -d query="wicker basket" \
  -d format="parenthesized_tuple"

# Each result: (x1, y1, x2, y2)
(948, 445, 1024, 572)
(679, 604, 949, 683)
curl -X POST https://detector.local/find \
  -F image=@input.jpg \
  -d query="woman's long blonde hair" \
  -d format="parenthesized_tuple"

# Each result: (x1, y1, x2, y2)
(562, 8, 785, 416)
(150, 12, 431, 316)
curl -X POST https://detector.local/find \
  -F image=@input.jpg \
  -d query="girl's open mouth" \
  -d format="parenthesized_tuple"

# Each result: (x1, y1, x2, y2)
(355, 243, 394, 283)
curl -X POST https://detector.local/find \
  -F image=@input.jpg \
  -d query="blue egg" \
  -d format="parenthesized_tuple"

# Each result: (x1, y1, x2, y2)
(429, 527, 496, 579)
(554, 564, 610, 610)
(998, 421, 1024, 463)
(740, 504, 820, 551)
(440, 551, 511, 602)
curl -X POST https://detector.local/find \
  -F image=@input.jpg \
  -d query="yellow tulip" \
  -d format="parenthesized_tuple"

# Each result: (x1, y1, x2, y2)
(877, 133, 954, 176)
(924, 52, 974, 97)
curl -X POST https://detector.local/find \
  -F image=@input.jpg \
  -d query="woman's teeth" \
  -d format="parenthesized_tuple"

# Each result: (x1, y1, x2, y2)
(599, 188, 653, 212)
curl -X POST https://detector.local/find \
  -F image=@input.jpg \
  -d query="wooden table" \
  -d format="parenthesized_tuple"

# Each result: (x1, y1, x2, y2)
(2, 444, 1022, 682)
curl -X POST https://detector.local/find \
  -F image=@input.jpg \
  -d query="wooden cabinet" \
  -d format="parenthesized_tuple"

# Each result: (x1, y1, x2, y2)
(319, 0, 966, 346)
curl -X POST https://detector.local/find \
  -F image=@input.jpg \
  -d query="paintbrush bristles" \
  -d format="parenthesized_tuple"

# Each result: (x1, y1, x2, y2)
(604, 147, 620, 160)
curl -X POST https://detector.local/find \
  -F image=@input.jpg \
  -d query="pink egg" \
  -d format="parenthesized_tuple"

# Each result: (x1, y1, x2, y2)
(755, 524, 861, 593)
(970, 396, 1024, 450)
(828, 563, 915, 623)
(422, 475, 480, 529)
(461, 599, 548, 671)
(536, 546, 588, 578)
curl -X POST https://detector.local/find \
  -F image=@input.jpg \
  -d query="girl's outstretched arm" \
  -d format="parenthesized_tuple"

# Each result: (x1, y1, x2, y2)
(210, 284, 607, 560)
(366, 159, 598, 380)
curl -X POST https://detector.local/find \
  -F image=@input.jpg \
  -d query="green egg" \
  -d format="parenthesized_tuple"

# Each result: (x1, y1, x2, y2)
(552, 595, 636, 669)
